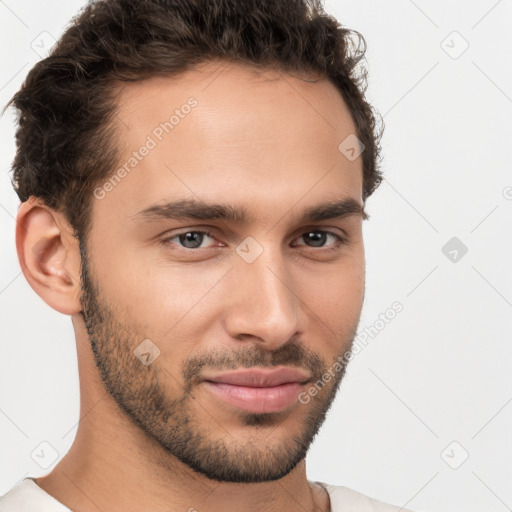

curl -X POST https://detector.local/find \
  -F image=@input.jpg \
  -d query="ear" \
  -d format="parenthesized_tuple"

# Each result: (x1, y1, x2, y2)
(16, 196, 82, 315)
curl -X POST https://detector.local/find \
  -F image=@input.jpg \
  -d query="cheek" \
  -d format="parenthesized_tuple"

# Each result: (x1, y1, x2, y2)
(91, 231, 364, 358)
(296, 256, 365, 350)
(324, 267, 364, 319)
(97, 249, 230, 342)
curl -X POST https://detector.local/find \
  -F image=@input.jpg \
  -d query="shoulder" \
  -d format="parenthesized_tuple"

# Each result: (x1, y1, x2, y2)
(0, 478, 71, 512)
(315, 481, 426, 512)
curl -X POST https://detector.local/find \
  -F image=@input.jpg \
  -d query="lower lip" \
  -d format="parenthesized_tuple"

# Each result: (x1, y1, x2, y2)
(202, 381, 304, 414)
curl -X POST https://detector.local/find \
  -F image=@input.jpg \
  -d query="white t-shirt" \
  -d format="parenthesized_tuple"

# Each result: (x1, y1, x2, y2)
(0, 478, 424, 511)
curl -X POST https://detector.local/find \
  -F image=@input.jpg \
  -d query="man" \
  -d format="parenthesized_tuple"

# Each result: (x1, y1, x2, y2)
(0, 0, 422, 511)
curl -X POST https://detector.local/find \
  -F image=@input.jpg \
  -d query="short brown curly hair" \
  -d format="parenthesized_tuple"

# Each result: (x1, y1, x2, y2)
(4, 0, 383, 241)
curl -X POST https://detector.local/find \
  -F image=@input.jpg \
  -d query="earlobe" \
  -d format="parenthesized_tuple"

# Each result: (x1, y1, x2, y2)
(16, 197, 82, 315)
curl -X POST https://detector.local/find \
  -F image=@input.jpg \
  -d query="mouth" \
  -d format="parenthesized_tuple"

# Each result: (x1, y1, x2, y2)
(201, 366, 312, 414)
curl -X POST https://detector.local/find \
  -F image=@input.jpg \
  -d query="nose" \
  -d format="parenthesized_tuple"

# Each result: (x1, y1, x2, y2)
(223, 243, 302, 350)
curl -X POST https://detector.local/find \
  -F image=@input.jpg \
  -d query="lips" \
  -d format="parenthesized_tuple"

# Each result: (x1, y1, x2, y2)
(202, 366, 312, 387)
(201, 366, 312, 414)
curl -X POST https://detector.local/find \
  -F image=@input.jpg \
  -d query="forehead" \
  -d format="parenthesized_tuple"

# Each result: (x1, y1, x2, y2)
(98, 61, 363, 224)
(115, 60, 358, 139)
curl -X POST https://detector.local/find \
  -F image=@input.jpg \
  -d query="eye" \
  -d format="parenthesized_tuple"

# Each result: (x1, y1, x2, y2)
(160, 229, 347, 251)
(293, 230, 346, 249)
(161, 230, 217, 250)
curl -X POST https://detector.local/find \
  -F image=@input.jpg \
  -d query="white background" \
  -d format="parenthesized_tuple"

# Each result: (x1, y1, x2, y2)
(1, 1, 511, 511)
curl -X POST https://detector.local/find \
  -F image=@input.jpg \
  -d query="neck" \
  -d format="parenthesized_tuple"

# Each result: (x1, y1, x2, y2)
(35, 420, 327, 512)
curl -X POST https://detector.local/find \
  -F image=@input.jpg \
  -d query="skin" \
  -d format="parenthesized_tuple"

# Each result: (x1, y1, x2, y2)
(16, 61, 366, 512)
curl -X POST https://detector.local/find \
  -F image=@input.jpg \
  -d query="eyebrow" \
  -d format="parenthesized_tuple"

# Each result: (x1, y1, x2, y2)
(131, 197, 368, 225)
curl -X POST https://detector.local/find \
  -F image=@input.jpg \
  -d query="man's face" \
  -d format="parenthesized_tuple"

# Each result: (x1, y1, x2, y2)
(79, 62, 366, 482)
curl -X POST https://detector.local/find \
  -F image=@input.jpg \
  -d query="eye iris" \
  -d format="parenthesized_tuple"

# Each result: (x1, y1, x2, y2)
(305, 231, 327, 247)
(179, 232, 204, 249)
(173, 231, 333, 249)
